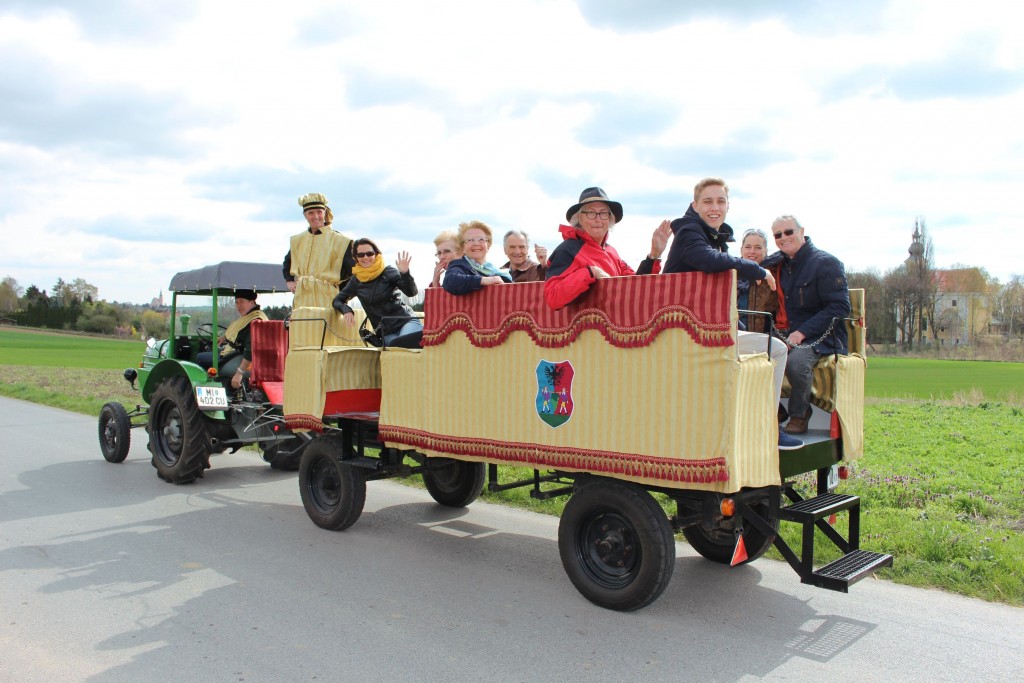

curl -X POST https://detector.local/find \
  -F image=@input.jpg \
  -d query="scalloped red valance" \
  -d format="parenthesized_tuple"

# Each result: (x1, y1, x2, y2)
(423, 272, 735, 349)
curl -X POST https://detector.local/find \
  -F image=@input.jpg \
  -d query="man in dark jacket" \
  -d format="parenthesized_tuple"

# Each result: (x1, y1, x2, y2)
(663, 177, 802, 451)
(762, 215, 850, 434)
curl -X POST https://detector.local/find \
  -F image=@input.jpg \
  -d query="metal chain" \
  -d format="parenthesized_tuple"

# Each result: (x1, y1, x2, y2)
(769, 318, 838, 350)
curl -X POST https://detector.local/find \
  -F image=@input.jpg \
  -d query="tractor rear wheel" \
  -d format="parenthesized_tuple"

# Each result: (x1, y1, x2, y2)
(147, 376, 213, 484)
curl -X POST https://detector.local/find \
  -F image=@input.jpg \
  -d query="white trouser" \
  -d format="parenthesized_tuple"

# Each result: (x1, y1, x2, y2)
(737, 330, 788, 408)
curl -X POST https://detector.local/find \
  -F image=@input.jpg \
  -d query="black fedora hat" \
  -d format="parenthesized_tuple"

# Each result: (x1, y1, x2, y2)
(565, 187, 623, 223)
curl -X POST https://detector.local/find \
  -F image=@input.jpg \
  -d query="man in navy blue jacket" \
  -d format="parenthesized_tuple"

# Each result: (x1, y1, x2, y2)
(663, 177, 802, 451)
(763, 215, 850, 434)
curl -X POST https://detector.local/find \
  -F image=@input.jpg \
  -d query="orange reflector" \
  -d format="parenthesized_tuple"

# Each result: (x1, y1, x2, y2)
(207, 367, 217, 378)
(720, 498, 736, 517)
(838, 465, 850, 480)
(730, 534, 748, 566)
(828, 513, 837, 525)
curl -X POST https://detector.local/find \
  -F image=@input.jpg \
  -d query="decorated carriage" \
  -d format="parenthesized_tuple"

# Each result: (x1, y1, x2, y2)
(273, 271, 890, 611)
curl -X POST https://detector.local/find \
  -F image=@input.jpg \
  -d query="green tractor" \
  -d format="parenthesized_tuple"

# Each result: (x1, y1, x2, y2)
(98, 261, 307, 483)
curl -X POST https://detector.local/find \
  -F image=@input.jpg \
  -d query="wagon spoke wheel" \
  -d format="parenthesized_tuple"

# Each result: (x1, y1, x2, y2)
(558, 478, 675, 612)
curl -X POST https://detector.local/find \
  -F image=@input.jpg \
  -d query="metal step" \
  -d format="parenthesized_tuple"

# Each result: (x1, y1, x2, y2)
(804, 549, 893, 592)
(778, 492, 859, 523)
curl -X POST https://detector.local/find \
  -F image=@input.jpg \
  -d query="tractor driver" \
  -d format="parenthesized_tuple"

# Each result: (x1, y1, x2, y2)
(197, 290, 269, 389)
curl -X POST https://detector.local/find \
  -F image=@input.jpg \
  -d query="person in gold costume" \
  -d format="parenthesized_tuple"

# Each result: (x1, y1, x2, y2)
(282, 192, 355, 309)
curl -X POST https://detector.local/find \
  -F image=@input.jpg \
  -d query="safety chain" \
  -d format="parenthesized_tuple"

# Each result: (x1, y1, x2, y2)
(769, 318, 838, 350)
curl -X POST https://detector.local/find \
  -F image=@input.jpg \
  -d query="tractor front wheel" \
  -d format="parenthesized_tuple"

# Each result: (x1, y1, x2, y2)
(98, 402, 131, 463)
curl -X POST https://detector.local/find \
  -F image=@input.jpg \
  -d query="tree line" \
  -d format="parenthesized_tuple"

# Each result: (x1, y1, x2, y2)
(0, 276, 291, 338)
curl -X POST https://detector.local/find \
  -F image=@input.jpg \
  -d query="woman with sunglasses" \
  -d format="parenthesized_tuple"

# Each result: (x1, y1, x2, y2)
(332, 238, 422, 348)
(441, 221, 513, 295)
(737, 228, 781, 333)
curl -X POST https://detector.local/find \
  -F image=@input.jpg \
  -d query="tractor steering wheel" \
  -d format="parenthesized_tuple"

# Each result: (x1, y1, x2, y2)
(196, 322, 228, 341)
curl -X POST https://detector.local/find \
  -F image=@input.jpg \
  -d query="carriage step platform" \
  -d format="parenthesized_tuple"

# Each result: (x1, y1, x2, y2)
(778, 492, 859, 523)
(804, 549, 894, 592)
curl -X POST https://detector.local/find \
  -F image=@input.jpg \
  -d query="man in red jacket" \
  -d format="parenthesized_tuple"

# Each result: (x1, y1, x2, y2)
(544, 187, 670, 310)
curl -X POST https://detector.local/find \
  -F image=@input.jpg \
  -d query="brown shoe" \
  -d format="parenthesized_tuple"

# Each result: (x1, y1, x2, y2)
(785, 408, 812, 434)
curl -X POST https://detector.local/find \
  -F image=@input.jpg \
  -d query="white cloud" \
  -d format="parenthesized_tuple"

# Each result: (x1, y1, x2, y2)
(1, 0, 1023, 304)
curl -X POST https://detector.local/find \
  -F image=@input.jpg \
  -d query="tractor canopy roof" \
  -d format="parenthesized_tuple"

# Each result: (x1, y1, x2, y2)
(168, 261, 288, 295)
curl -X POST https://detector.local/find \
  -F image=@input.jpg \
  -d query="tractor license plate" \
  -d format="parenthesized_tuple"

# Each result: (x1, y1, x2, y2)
(826, 463, 840, 491)
(195, 386, 228, 410)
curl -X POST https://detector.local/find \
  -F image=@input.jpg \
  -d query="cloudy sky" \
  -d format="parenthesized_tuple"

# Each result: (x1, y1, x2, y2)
(2, 0, 1022, 304)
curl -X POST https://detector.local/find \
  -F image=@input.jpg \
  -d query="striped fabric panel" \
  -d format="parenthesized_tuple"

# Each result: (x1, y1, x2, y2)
(322, 347, 382, 392)
(288, 307, 366, 350)
(422, 272, 734, 349)
(283, 348, 327, 431)
(731, 354, 781, 487)
(378, 328, 769, 491)
(249, 319, 287, 384)
(834, 354, 866, 459)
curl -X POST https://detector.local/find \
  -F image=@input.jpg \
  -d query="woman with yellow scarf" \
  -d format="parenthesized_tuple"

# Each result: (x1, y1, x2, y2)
(332, 238, 422, 348)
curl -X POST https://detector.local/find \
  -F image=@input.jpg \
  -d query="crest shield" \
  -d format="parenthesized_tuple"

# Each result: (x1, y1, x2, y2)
(535, 360, 574, 428)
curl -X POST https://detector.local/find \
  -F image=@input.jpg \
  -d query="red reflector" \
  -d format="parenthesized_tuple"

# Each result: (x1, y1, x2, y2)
(828, 513, 837, 525)
(838, 466, 850, 480)
(272, 425, 279, 432)
(829, 410, 841, 439)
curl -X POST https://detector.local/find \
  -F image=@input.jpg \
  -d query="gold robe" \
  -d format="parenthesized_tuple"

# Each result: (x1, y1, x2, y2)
(289, 228, 352, 309)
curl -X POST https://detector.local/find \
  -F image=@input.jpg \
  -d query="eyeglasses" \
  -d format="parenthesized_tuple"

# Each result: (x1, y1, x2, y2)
(580, 210, 612, 220)
(435, 248, 454, 256)
(464, 237, 488, 245)
(773, 228, 797, 240)
(356, 251, 376, 258)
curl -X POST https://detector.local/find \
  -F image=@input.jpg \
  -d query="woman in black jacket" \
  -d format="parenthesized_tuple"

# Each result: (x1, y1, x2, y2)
(332, 238, 422, 347)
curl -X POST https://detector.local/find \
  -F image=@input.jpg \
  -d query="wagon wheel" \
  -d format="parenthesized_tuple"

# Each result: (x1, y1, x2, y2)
(146, 376, 213, 484)
(682, 501, 778, 565)
(299, 438, 366, 530)
(98, 401, 132, 463)
(558, 478, 675, 612)
(422, 458, 485, 507)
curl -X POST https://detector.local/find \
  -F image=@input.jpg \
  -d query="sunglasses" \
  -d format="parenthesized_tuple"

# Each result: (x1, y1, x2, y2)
(773, 228, 797, 240)
(356, 251, 376, 258)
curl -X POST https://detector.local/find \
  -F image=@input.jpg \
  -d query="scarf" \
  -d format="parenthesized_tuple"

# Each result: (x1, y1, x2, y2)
(468, 258, 510, 280)
(353, 253, 386, 282)
(224, 307, 268, 350)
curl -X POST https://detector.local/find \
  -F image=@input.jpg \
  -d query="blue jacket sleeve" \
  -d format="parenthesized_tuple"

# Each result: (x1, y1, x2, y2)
(672, 227, 766, 281)
(442, 258, 483, 296)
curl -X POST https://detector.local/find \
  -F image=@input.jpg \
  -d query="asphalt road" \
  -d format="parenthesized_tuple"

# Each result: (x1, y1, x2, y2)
(1, 396, 1021, 682)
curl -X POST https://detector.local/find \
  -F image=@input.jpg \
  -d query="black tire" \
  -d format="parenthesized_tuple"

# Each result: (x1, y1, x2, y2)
(422, 458, 485, 507)
(299, 438, 366, 530)
(98, 402, 131, 463)
(558, 479, 675, 612)
(681, 501, 778, 565)
(146, 376, 213, 484)
(262, 436, 305, 471)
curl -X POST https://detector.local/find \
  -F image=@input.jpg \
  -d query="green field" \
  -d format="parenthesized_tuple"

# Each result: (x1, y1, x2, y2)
(0, 328, 142, 369)
(867, 356, 1023, 401)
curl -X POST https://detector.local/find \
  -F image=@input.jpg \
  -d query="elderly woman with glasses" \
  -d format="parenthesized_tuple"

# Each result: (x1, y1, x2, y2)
(332, 238, 423, 347)
(737, 228, 781, 333)
(441, 221, 513, 295)
(544, 187, 671, 310)
(429, 230, 461, 288)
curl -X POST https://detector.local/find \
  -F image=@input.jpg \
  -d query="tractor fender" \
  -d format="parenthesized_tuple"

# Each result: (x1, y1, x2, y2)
(141, 359, 210, 404)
